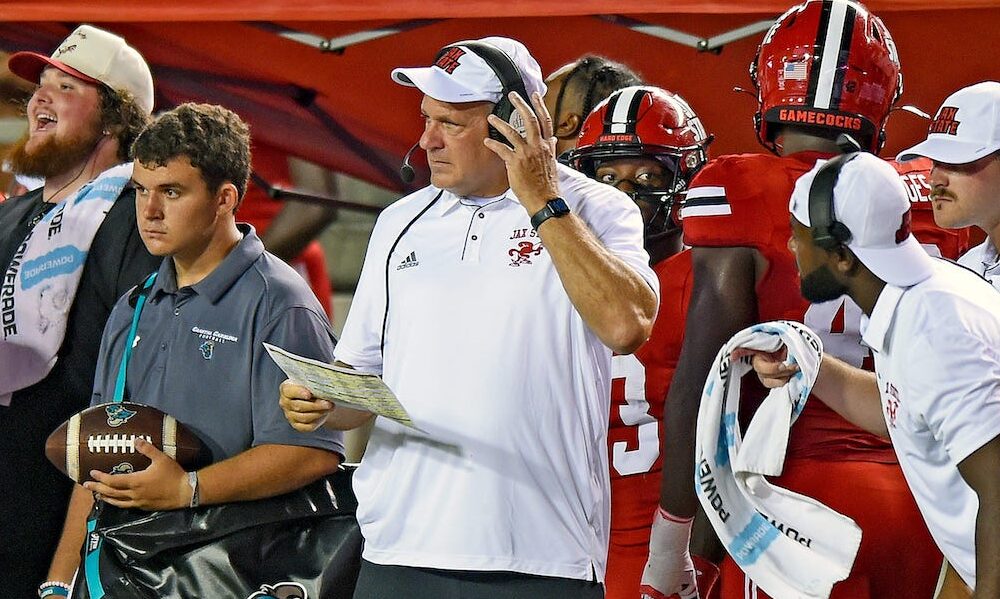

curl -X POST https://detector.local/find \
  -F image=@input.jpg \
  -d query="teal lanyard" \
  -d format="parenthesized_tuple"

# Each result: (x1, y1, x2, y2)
(112, 272, 157, 404)
(88, 271, 157, 598)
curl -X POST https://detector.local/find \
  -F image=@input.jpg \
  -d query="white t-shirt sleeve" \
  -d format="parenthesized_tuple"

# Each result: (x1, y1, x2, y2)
(333, 214, 394, 374)
(906, 325, 1000, 464)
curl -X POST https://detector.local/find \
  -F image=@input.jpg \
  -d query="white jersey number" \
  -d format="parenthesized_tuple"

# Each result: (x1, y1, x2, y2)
(804, 296, 871, 368)
(611, 353, 659, 476)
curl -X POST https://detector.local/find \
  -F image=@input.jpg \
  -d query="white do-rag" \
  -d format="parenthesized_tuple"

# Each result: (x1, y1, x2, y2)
(695, 320, 862, 599)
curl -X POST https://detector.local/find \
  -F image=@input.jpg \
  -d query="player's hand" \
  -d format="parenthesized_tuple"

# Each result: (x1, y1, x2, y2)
(83, 438, 189, 511)
(732, 345, 799, 389)
(640, 508, 701, 599)
(483, 90, 560, 217)
(279, 379, 334, 432)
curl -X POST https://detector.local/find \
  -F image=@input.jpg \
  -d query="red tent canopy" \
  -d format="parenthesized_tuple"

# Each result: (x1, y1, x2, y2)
(2, 2, 997, 191)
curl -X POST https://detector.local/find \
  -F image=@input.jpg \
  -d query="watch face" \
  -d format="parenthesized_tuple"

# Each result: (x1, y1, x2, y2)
(550, 198, 570, 215)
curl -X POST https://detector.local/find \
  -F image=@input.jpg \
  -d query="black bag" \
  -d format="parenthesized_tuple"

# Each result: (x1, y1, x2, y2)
(73, 466, 361, 599)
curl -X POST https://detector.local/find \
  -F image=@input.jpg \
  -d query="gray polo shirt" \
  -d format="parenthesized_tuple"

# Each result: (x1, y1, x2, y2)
(92, 225, 343, 461)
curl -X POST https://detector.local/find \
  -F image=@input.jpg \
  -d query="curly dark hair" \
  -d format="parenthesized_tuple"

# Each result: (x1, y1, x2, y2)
(553, 55, 644, 133)
(132, 103, 251, 209)
(98, 86, 151, 163)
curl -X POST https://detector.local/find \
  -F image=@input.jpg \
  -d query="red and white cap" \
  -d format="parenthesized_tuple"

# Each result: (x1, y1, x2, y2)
(391, 36, 545, 104)
(897, 81, 1000, 165)
(790, 152, 935, 287)
(8, 25, 154, 115)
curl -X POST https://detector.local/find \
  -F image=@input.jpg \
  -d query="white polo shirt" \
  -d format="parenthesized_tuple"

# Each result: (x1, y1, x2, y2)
(335, 164, 657, 581)
(958, 238, 1000, 291)
(862, 259, 1000, 588)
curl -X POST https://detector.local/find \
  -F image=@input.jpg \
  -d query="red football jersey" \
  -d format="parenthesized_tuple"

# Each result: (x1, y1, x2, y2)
(608, 250, 693, 541)
(682, 151, 889, 462)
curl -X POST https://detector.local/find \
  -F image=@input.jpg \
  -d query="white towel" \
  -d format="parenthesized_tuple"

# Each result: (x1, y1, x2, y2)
(695, 320, 862, 599)
(0, 163, 132, 405)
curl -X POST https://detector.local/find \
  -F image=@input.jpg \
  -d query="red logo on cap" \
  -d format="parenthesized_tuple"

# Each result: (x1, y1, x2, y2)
(895, 209, 912, 244)
(928, 106, 960, 135)
(434, 47, 466, 75)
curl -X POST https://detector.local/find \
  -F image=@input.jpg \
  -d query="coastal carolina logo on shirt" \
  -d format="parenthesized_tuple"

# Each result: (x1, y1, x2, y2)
(191, 326, 237, 360)
(191, 326, 239, 345)
(246, 582, 308, 599)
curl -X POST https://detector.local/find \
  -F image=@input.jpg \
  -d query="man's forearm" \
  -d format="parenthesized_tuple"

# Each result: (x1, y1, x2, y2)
(535, 214, 656, 354)
(198, 444, 341, 505)
(810, 353, 887, 437)
(47, 484, 94, 584)
(973, 499, 1000, 598)
(959, 437, 1000, 598)
(326, 405, 376, 430)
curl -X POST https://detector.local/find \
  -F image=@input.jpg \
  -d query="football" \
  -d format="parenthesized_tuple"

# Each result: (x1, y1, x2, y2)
(45, 402, 208, 484)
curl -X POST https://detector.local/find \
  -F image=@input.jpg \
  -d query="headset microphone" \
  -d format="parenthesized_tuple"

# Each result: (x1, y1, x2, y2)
(399, 141, 420, 184)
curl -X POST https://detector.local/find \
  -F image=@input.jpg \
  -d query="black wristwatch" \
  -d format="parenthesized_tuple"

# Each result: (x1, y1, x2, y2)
(530, 197, 571, 231)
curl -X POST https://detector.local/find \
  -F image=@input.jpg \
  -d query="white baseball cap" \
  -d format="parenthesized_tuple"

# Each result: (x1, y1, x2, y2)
(391, 36, 546, 104)
(790, 153, 935, 288)
(8, 25, 154, 115)
(897, 81, 1000, 164)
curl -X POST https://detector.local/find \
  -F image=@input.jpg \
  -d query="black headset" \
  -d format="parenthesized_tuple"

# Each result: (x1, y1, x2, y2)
(807, 133, 869, 250)
(436, 40, 532, 147)
(807, 151, 860, 250)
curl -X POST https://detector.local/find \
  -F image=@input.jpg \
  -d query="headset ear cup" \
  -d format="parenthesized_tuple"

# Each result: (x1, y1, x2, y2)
(829, 221, 853, 245)
(488, 98, 516, 147)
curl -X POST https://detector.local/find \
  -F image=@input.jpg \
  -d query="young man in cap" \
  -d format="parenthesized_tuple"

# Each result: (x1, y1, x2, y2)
(280, 36, 658, 598)
(897, 81, 1000, 290)
(749, 151, 1000, 597)
(45, 103, 344, 597)
(0, 25, 160, 595)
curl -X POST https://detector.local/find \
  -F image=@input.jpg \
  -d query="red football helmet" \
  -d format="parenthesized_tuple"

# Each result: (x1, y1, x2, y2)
(569, 86, 711, 235)
(751, 0, 902, 154)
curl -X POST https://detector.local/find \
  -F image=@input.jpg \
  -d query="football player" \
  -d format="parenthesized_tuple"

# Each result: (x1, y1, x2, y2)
(569, 85, 715, 599)
(645, 1, 963, 598)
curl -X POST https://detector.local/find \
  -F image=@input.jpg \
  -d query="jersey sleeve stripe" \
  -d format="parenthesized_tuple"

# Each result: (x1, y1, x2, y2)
(682, 186, 731, 217)
(684, 186, 727, 201)
(681, 203, 733, 218)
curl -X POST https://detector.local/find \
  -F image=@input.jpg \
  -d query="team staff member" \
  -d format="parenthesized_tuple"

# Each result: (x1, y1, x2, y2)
(897, 82, 1000, 290)
(0, 26, 160, 596)
(750, 152, 1000, 597)
(280, 36, 658, 598)
(45, 103, 343, 593)
(648, 2, 946, 597)
(568, 85, 713, 599)
(542, 55, 643, 159)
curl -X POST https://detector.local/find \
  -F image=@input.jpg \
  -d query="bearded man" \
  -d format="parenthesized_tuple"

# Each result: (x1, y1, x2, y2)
(0, 26, 160, 596)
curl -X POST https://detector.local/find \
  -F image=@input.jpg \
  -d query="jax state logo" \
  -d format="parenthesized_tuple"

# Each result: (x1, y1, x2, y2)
(884, 381, 901, 428)
(434, 47, 465, 74)
(105, 404, 137, 427)
(508, 241, 544, 267)
(246, 582, 308, 599)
